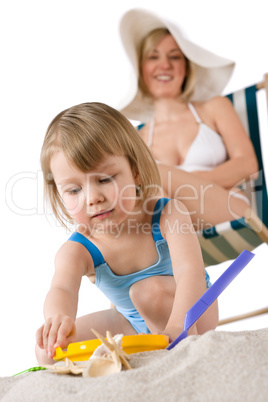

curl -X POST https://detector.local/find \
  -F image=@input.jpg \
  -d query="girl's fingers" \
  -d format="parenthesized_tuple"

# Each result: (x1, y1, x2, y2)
(35, 325, 45, 349)
(47, 320, 62, 358)
(54, 318, 76, 349)
(42, 320, 53, 352)
(36, 316, 76, 359)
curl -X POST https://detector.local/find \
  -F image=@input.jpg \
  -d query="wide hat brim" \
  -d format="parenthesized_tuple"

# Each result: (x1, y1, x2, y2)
(118, 8, 235, 122)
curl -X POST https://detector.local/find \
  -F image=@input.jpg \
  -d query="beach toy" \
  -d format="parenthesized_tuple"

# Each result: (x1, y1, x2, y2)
(54, 333, 169, 361)
(55, 250, 254, 361)
(167, 249, 255, 350)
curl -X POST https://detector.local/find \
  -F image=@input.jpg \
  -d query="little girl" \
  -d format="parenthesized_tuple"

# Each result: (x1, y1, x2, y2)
(35, 102, 218, 364)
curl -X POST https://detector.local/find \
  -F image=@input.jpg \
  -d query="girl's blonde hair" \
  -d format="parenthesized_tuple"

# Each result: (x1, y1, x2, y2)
(137, 28, 195, 101)
(41, 102, 161, 227)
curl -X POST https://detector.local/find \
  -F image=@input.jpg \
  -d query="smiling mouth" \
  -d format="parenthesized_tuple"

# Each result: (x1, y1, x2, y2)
(92, 209, 113, 219)
(155, 75, 172, 81)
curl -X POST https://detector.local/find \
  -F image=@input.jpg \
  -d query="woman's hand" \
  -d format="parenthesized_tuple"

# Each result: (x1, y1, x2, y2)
(36, 315, 76, 359)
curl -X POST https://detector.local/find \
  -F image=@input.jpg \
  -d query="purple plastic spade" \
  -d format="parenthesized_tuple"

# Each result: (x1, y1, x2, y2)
(167, 250, 255, 350)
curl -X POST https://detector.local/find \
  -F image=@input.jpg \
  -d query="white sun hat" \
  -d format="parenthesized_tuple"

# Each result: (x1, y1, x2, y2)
(118, 8, 235, 122)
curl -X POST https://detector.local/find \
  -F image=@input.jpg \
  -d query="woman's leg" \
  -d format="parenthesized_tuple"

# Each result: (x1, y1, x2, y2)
(158, 164, 249, 230)
(130, 276, 218, 335)
(35, 308, 137, 365)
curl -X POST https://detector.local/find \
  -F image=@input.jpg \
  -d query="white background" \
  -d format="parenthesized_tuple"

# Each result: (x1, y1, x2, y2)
(1, 0, 268, 377)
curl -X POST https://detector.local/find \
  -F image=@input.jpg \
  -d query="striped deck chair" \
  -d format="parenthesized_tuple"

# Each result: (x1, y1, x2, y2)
(198, 73, 268, 324)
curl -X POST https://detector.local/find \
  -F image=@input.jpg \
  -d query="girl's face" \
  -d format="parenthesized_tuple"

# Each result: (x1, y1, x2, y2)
(50, 151, 140, 235)
(141, 34, 187, 99)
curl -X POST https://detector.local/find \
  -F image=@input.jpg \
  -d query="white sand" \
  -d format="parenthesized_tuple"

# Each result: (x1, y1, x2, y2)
(1, 329, 268, 402)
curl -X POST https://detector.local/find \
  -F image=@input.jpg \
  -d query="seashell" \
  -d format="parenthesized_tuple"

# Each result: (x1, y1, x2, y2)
(91, 334, 123, 358)
(83, 356, 122, 377)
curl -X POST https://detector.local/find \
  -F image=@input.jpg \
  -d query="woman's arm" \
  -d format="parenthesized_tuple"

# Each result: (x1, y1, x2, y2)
(194, 97, 258, 189)
(161, 199, 208, 341)
(36, 240, 93, 358)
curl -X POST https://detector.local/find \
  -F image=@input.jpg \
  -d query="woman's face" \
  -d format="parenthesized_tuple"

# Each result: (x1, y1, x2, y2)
(141, 34, 187, 99)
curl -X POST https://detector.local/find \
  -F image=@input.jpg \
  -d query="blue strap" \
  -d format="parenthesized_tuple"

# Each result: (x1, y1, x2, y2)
(137, 123, 145, 131)
(151, 198, 170, 242)
(68, 232, 105, 267)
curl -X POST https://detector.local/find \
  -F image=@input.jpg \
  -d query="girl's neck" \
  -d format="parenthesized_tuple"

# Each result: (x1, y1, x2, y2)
(152, 97, 188, 123)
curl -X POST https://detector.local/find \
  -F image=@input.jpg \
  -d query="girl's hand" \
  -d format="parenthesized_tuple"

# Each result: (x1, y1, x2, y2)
(161, 324, 198, 343)
(160, 327, 182, 343)
(36, 315, 76, 359)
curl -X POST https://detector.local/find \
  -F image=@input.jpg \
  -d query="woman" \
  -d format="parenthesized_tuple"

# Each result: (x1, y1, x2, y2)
(118, 9, 258, 231)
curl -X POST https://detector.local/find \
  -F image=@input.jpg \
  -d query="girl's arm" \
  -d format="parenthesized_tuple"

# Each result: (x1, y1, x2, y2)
(194, 96, 258, 189)
(161, 199, 208, 341)
(36, 240, 92, 358)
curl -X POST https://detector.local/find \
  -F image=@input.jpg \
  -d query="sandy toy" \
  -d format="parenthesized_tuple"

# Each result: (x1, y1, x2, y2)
(44, 330, 131, 377)
(54, 333, 169, 362)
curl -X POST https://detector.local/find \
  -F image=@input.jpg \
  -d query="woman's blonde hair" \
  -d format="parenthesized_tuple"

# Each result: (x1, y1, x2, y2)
(41, 102, 161, 227)
(137, 28, 195, 101)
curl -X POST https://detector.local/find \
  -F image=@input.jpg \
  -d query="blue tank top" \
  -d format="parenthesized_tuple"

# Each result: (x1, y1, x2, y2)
(68, 198, 211, 333)
(68, 198, 173, 310)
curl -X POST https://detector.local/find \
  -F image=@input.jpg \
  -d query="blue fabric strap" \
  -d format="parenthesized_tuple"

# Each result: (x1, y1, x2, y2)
(151, 198, 170, 242)
(136, 123, 145, 131)
(68, 232, 105, 267)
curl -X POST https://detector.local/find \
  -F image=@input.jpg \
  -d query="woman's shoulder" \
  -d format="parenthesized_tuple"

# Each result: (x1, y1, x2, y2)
(205, 96, 234, 114)
(194, 96, 234, 121)
(195, 96, 232, 110)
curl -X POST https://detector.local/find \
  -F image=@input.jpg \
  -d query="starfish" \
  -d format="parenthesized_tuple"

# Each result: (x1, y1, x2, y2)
(43, 358, 86, 375)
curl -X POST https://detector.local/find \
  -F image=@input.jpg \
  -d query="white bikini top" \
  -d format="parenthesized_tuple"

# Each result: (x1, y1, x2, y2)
(148, 102, 228, 172)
